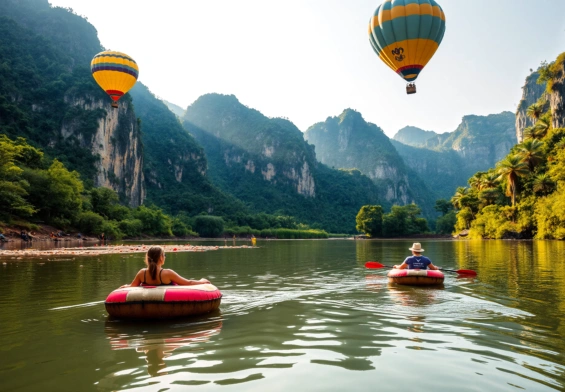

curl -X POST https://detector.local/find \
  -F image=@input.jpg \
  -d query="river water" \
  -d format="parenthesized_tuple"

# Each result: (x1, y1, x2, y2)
(0, 239, 564, 391)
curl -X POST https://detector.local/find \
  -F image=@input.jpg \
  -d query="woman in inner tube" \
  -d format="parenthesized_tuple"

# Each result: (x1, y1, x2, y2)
(121, 246, 210, 287)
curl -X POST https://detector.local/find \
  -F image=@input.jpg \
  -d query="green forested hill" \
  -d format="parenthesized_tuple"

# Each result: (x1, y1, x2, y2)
(390, 140, 466, 200)
(0, 1, 106, 181)
(451, 54, 565, 239)
(183, 94, 383, 233)
(304, 109, 436, 217)
(129, 84, 246, 216)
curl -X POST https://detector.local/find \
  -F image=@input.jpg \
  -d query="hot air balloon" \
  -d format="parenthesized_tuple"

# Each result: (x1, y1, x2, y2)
(368, 0, 446, 94)
(91, 51, 139, 108)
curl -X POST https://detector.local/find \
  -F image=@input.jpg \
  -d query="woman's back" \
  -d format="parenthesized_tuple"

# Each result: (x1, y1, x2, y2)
(140, 268, 175, 286)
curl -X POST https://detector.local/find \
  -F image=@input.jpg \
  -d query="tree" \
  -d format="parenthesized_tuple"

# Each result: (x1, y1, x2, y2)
(0, 135, 36, 218)
(355, 205, 383, 237)
(479, 172, 498, 190)
(532, 115, 551, 139)
(382, 204, 428, 237)
(90, 187, 120, 219)
(516, 139, 544, 171)
(496, 156, 529, 207)
(450, 187, 468, 210)
(532, 173, 555, 195)
(133, 205, 172, 236)
(434, 199, 453, 215)
(435, 211, 456, 234)
(478, 188, 501, 207)
(194, 215, 225, 238)
(526, 102, 545, 123)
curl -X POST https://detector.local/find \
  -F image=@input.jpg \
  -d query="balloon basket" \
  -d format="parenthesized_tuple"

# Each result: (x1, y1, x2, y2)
(406, 83, 417, 95)
(111, 102, 119, 108)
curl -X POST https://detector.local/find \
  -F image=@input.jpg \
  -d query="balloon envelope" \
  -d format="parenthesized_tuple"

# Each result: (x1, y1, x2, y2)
(91, 51, 139, 104)
(368, 0, 446, 82)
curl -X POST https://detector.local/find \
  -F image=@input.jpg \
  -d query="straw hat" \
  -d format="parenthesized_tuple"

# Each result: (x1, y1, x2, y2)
(409, 243, 424, 252)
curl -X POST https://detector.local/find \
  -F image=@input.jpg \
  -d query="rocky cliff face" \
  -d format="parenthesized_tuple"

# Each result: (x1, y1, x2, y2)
(62, 96, 145, 206)
(516, 72, 547, 142)
(433, 112, 516, 172)
(304, 110, 433, 209)
(391, 140, 467, 200)
(184, 94, 316, 198)
(390, 112, 517, 200)
(549, 56, 565, 129)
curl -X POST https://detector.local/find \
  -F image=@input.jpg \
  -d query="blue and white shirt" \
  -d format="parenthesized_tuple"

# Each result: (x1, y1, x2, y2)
(402, 255, 432, 270)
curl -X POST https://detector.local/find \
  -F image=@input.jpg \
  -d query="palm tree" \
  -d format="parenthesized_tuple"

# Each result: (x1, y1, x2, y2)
(496, 156, 529, 206)
(526, 102, 545, 123)
(468, 173, 483, 190)
(479, 172, 498, 190)
(532, 117, 550, 139)
(532, 173, 555, 195)
(478, 188, 500, 207)
(450, 187, 468, 210)
(516, 139, 545, 171)
(523, 126, 535, 140)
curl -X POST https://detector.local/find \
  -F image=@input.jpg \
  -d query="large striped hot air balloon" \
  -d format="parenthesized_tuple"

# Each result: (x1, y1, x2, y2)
(91, 51, 139, 108)
(368, 0, 446, 94)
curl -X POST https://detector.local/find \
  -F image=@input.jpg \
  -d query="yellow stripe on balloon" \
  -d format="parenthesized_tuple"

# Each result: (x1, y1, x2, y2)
(378, 10, 392, 25)
(379, 38, 439, 69)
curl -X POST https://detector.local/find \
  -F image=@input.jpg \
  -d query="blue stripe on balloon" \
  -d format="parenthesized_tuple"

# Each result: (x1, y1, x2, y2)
(405, 14, 421, 40)
(91, 65, 139, 78)
(93, 53, 137, 64)
(398, 68, 422, 81)
(92, 62, 138, 74)
(378, 15, 443, 45)
(391, 1, 408, 43)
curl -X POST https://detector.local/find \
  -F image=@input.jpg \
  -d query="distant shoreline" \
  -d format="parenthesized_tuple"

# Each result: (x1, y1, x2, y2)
(0, 243, 255, 259)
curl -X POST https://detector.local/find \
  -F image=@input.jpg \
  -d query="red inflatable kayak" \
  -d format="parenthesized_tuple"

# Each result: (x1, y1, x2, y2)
(105, 284, 222, 319)
(387, 269, 444, 286)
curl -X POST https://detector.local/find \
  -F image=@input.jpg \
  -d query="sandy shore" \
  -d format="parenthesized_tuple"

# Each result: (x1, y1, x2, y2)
(0, 244, 254, 259)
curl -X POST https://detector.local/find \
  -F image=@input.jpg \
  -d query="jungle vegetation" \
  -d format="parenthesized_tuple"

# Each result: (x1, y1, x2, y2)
(449, 55, 565, 239)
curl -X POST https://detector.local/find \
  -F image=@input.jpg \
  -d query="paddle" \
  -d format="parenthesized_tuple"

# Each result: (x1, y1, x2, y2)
(364, 261, 477, 276)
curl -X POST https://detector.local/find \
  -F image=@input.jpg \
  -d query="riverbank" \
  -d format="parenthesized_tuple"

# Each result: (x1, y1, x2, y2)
(0, 243, 255, 259)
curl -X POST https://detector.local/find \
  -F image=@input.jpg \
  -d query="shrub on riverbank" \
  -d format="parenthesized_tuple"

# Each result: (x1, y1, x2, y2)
(224, 226, 328, 239)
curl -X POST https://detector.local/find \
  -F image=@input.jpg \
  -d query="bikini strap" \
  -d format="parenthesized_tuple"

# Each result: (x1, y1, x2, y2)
(159, 268, 164, 284)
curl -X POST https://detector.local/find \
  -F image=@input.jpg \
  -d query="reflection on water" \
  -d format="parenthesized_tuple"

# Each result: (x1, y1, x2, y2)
(105, 317, 223, 377)
(1, 240, 565, 391)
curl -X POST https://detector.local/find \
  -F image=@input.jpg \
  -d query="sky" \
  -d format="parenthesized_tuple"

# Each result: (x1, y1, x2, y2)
(48, 0, 565, 137)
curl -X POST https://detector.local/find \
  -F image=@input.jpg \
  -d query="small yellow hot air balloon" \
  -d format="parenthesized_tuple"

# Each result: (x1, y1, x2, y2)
(91, 50, 139, 108)
(368, 0, 446, 94)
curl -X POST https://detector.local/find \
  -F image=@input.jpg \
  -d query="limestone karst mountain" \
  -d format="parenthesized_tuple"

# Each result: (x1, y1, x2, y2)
(304, 109, 436, 214)
(182, 94, 383, 232)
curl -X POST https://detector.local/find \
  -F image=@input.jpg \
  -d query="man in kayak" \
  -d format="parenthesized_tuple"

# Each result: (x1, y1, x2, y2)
(393, 243, 440, 270)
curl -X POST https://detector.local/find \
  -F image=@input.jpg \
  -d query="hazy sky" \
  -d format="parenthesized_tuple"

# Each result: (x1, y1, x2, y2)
(49, 0, 565, 137)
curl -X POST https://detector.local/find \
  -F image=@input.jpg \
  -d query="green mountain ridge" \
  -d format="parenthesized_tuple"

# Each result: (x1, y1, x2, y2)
(304, 109, 436, 217)
(129, 84, 244, 217)
(182, 94, 383, 233)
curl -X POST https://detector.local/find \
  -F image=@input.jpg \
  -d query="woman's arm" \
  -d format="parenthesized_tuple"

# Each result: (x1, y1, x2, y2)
(121, 269, 144, 288)
(428, 263, 439, 270)
(165, 269, 210, 285)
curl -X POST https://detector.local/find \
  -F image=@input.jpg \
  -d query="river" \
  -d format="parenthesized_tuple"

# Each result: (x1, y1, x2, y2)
(0, 239, 564, 391)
